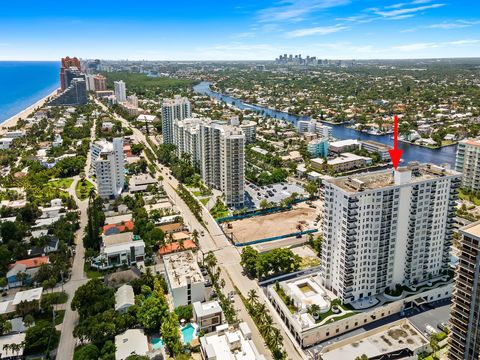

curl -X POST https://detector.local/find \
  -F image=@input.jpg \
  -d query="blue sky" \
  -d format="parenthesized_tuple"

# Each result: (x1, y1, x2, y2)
(1, 0, 479, 60)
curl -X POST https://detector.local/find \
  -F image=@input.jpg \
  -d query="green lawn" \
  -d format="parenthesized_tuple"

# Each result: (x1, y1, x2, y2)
(275, 286, 298, 314)
(48, 178, 74, 189)
(210, 199, 230, 219)
(200, 197, 211, 205)
(55, 310, 66, 325)
(84, 262, 103, 279)
(76, 179, 95, 200)
(459, 189, 480, 206)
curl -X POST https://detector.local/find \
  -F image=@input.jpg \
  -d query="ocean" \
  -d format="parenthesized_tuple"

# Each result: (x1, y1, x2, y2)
(0, 61, 60, 123)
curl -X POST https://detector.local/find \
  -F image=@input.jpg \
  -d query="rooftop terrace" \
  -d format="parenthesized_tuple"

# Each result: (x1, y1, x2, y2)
(327, 162, 460, 192)
(163, 250, 204, 288)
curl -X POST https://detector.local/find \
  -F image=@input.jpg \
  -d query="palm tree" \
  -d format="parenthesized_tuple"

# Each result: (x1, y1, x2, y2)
(178, 237, 185, 251)
(3, 344, 11, 356)
(15, 271, 27, 286)
(191, 229, 199, 246)
(205, 252, 217, 273)
(247, 289, 258, 305)
(267, 327, 282, 349)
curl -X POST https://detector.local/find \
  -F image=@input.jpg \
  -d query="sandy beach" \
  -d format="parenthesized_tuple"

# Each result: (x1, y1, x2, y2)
(0, 88, 59, 131)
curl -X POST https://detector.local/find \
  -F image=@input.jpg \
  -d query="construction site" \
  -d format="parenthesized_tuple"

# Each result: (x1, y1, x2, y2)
(221, 202, 320, 245)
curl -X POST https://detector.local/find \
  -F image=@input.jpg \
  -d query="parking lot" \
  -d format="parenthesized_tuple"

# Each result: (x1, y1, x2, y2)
(244, 181, 307, 209)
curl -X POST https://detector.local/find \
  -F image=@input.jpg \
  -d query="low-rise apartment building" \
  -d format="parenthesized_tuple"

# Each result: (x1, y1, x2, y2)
(163, 250, 205, 307)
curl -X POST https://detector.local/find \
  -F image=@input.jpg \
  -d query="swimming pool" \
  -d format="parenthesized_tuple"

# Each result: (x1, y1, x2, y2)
(150, 337, 164, 350)
(181, 323, 197, 345)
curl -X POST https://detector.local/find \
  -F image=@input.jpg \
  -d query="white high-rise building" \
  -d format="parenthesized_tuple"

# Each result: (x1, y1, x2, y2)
(161, 95, 191, 144)
(91, 138, 125, 199)
(200, 121, 245, 208)
(321, 163, 460, 304)
(172, 118, 245, 208)
(455, 138, 480, 192)
(297, 119, 332, 139)
(173, 118, 202, 167)
(127, 94, 138, 108)
(114, 80, 127, 103)
(85, 74, 96, 92)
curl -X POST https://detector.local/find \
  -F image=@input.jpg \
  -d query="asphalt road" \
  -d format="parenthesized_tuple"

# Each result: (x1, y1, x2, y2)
(55, 121, 96, 360)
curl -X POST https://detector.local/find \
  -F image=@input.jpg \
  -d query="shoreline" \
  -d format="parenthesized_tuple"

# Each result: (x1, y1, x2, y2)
(0, 88, 59, 131)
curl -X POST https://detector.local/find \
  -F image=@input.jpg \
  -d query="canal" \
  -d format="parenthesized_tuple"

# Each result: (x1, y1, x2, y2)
(194, 81, 457, 166)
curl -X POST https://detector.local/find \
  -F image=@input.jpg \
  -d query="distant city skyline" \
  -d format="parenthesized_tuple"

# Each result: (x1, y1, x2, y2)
(1, 0, 479, 60)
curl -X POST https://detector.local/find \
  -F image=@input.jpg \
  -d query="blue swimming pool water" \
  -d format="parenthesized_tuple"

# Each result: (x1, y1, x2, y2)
(150, 337, 164, 350)
(181, 323, 196, 344)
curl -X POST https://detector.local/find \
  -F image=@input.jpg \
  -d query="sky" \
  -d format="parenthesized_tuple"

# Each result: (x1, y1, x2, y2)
(1, 0, 479, 60)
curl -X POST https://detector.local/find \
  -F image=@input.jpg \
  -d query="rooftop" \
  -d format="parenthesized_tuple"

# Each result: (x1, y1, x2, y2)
(461, 220, 480, 239)
(200, 322, 266, 360)
(115, 329, 149, 360)
(103, 232, 139, 246)
(361, 139, 392, 150)
(158, 239, 197, 256)
(460, 138, 480, 147)
(103, 221, 134, 236)
(330, 139, 358, 147)
(9, 256, 49, 269)
(325, 152, 371, 166)
(0, 333, 26, 359)
(12, 287, 43, 305)
(193, 300, 223, 318)
(320, 320, 427, 360)
(327, 163, 460, 192)
(163, 250, 204, 288)
(115, 284, 135, 311)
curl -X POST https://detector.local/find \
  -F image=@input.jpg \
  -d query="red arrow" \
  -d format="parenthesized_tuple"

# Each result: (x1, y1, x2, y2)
(388, 114, 403, 169)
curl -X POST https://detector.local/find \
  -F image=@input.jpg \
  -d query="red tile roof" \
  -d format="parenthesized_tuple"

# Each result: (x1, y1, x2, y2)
(103, 221, 134, 235)
(158, 240, 197, 256)
(10, 256, 49, 269)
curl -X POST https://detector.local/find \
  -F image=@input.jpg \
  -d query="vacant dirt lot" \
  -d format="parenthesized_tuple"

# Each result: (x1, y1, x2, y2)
(223, 203, 317, 244)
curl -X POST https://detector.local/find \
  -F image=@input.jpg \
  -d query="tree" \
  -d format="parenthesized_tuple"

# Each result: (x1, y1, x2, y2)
(430, 334, 439, 359)
(174, 304, 193, 322)
(161, 313, 183, 356)
(247, 289, 258, 305)
(16, 300, 39, 317)
(0, 317, 12, 335)
(259, 199, 270, 210)
(137, 296, 168, 331)
(355, 355, 369, 360)
(73, 344, 100, 360)
(71, 279, 115, 320)
(240, 246, 259, 277)
(304, 181, 318, 198)
(192, 229, 199, 246)
(100, 340, 116, 360)
(24, 320, 59, 355)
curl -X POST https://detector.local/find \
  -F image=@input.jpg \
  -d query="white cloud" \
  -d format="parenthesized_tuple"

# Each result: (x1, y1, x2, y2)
(429, 22, 469, 29)
(286, 24, 348, 37)
(428, 20, 480, 29)
(392, 39, 480, 52)
(231, 32, 256, 39)
(387, 14, 416, 20)
(373, 3, 445, 17)
(392, 42, 439, 51)
(257, 0, 350, 22)
(447, 39, 480, 46)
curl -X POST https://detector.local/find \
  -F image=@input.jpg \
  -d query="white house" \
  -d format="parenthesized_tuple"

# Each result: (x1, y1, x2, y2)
(92, 232, 145, 270)
(115, 284, 135, 314)
(115, 329, 149, 360)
